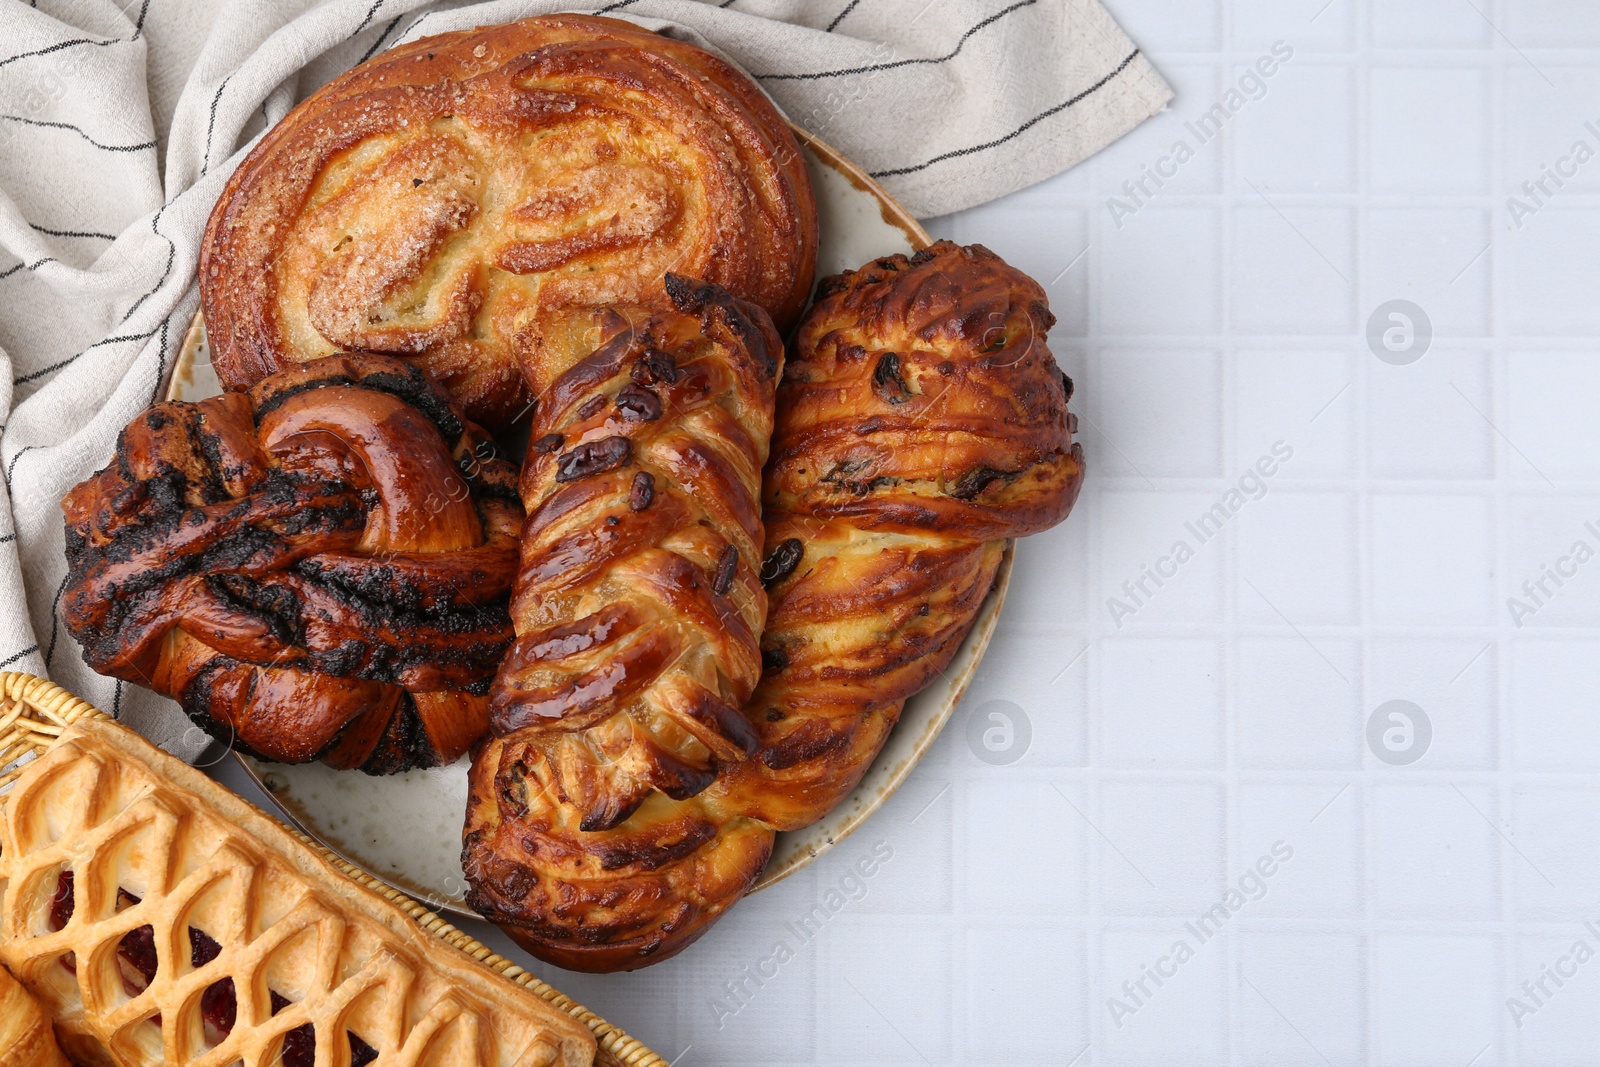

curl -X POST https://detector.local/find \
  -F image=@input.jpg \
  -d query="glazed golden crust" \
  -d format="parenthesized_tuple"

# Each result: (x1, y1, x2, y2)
(200, 14, 816, 428)
(0, 716, 595, 1067)
(463, 244, 1083, 971)
(764, 241, 1082, 542)
(60, 354, 523, 774)
(0, 964, 70, 1067)
(715, 240, 1085, 828)
(462, 276, 781, 972)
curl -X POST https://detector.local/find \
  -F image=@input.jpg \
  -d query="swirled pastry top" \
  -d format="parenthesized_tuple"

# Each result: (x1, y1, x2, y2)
(60, 354, 523, 774)
(200, 14, 817, 429)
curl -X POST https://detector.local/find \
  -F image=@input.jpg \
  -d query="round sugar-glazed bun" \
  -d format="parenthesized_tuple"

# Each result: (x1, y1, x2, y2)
(200, 14, 817, 429)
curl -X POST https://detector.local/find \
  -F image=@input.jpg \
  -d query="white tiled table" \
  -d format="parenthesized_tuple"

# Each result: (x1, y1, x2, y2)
(214, 3, 1600, 1062)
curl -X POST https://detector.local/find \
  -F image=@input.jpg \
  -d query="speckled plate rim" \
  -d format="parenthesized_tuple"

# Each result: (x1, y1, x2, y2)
(170, 126, 1013, 914)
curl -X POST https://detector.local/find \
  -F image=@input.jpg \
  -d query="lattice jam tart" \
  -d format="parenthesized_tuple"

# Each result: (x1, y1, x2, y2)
(0, 716, 595, 1067)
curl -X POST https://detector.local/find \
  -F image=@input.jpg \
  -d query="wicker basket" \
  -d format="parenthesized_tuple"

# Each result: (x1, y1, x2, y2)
(0, 671, 665, 1067)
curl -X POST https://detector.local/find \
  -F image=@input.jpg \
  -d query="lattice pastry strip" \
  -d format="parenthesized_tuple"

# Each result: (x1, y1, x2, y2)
(0, 717, 594, 1067)
(0, 960, 71, 1067)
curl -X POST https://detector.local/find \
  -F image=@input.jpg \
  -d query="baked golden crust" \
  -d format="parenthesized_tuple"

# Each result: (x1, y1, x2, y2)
(0, 964, 70, 1067)
(200, 14, 817, 429)
(462, 276, 779, 972)
(463, 244, 1083, 971)
(715, 240, 1085, 828)
(60, 354, 523, 774)
(0, 716, 595, 1067)
(765, 240, 1082, 542)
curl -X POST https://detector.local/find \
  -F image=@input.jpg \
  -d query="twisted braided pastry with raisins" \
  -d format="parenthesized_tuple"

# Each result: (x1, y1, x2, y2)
(61, 354, 522, 774)
(463, 244, 1082, 970)
(463, 275, 781, 971)
(712, 240, 1084, 827)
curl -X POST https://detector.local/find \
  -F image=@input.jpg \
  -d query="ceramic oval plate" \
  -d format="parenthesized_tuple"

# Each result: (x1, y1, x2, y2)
(171, 128, 1012, 915)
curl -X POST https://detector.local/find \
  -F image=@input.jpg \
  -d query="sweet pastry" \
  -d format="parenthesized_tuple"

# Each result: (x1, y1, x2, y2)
(462, 244, 1084, 970)
(60, 353, 522, 774)
(462, 275, 781, 971)
(0, 714, 595, 1066)
(199, 14, 817, 429)
(715, 240, 1085, 826)
(0, 964, 70, 1067)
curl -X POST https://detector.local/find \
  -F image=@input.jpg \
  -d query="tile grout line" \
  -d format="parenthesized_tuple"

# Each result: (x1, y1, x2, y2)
(1220, 6, 1241, 1059)
(1487, 3, 1517, 1061)
(1083, 95, 1107, 1063)
(1356, 1, 1378, 1058)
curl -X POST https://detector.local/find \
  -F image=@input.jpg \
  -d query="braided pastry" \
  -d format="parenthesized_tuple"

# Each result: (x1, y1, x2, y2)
(60, 354, 522, 774)
(200, 14, 817, 429)
(463, 244, 1083, 970)
(462, 276, 781, 972)
(714, 240, 1085, 827)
